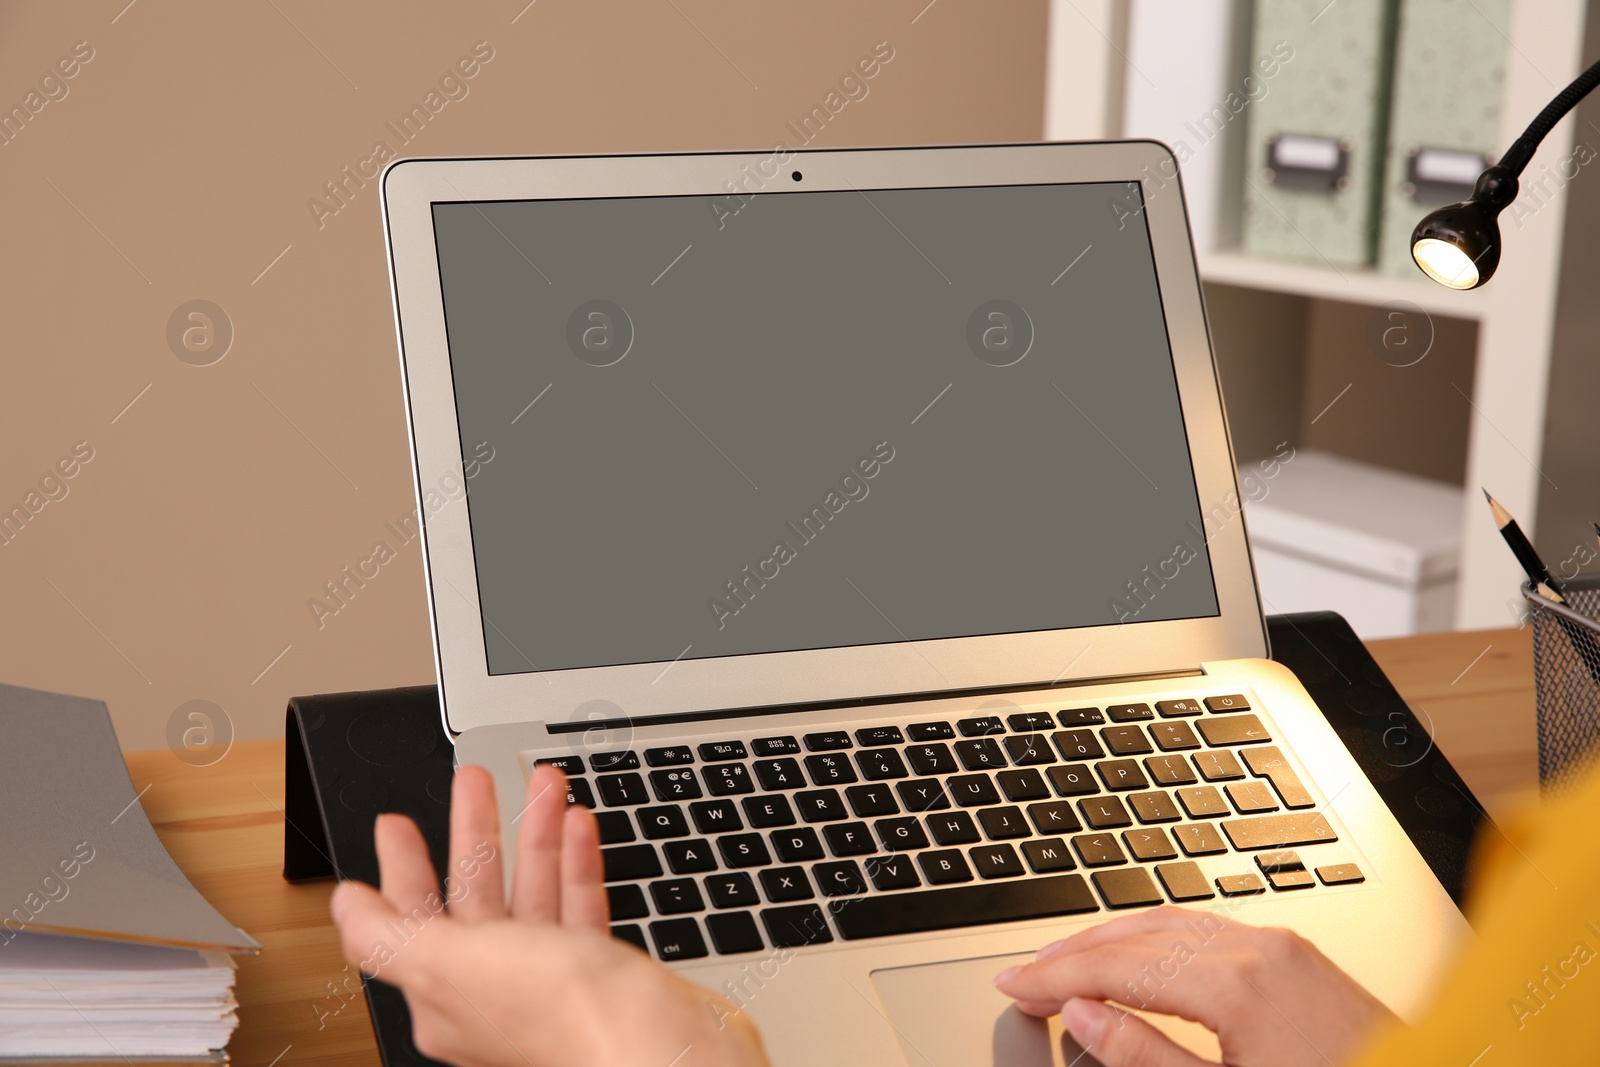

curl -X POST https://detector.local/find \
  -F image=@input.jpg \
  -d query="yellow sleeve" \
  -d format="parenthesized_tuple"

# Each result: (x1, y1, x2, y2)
(1352, 762, 1600, 1065)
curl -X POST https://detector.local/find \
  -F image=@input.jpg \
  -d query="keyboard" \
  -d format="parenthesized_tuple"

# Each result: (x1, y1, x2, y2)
(528, 692, 1365, 962)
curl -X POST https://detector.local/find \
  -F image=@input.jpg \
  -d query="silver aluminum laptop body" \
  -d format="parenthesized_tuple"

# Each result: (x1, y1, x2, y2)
(382, 142, 1467, 1066)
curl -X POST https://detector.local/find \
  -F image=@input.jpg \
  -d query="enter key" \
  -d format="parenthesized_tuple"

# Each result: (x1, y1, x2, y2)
(1241, 746, 1316, 809)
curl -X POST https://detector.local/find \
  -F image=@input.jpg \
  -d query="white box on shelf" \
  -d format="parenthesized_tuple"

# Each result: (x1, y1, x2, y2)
(1242, 451, 1464, 638)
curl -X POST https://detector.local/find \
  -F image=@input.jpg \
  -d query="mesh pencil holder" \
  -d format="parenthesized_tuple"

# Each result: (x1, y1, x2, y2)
(1522, 577, 1600, 793)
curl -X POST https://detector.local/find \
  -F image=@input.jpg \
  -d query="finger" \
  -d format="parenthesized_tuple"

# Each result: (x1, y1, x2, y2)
(1062, 998, 1216, 1067)
(510, 764, 568, 921)
(996, 943, 1229, 1034)
(374, 813, 443, 914)
(330, 879, 404, 977)
(558, 803, 608, 930)
(1035, 905, 1219, 961)
(447, 765, 507, 920)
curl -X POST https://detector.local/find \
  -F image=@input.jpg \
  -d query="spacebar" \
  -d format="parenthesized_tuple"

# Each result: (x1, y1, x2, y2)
(830, 875, 1099, 941)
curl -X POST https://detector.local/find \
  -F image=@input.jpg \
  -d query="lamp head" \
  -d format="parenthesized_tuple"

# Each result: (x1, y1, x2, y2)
(1410, 165, 1517, 289)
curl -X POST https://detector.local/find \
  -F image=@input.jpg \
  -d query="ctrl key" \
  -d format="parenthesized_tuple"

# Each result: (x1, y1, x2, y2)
(649, 917, 709, 961)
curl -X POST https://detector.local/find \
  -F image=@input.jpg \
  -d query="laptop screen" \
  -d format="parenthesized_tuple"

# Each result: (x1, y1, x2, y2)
(430, 180, 1220, 676)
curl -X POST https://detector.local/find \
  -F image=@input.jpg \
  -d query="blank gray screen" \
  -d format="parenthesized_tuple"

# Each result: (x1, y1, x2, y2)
(432, 179, 1219, 675)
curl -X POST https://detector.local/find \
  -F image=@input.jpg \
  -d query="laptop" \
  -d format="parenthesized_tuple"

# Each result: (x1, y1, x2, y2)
(381, 142, 1467, 1066)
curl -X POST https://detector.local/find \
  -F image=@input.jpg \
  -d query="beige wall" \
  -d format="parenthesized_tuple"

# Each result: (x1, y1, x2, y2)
(0, 1, 1049, 753)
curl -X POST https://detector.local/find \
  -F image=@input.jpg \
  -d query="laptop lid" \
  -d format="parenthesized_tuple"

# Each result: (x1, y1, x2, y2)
(381, 142, 1268, 736)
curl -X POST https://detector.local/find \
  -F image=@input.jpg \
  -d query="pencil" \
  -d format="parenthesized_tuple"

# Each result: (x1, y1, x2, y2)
(1483, 489, 1564, 602)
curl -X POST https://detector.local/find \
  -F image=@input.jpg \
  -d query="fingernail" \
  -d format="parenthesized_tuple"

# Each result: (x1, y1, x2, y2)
(1036, 938, 1068, 959)
(993, 965, 1022, 986)
(1063, 999, 1107, 1047)
(329, 882, 350, 924)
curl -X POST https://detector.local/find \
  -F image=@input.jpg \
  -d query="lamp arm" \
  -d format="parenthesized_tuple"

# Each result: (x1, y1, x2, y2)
(1499, 57, 1600, 175)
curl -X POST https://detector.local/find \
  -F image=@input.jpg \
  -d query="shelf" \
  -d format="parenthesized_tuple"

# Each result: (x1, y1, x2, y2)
(1197, 249, 1489, 320)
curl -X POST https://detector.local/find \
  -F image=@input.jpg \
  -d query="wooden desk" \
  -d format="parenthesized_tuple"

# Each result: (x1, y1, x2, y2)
(125, 626, 1537, 1067)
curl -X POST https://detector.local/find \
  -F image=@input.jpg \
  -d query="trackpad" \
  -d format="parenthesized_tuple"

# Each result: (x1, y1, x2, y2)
(870, 953, 1220, 1067)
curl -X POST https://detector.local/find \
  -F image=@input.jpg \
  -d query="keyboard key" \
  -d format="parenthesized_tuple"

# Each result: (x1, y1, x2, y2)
(1226, 781, 1280, 814)
(829, 874, 1099, 940)
(856, 726, 904, 747)
(650, 878, 705, 914)
(1106, 703, 1155, 723)
(918, 849, 973, 884)
(1176, 786, 1229, 818)
(1096, 759, 1149, 791)
(955, 738, 1006, 771)
(612, 924, 647, 951)
(845, 784, 900, 818)
(705, 912, 764, 954)
(752, 736, 801, 756)
(927, 810, 981, 846)
(565, 778, 596, 808)
(689, 799, 742, 834)
(1197, 715, 1271, 747)
(760, 866, 813, 902)
(707, 872, 759, 908)
(663, 839, 717, 874)
(1101, 726, 1153, 756)
(997, 768, 1050, 802)
(947, 774, 1001, 807)
(742, 794, 796, 828)
(590, 751, 640, 772)
(1057, 708, 1105, 726)
(970, 843, 1025, 878)
(1001, 734, 1057, 766)
(649, 768, 702, 802)
(704, 764, 756, 796)
(1079, 795, 1132, 830)
(1268, 869, 1316, 891)
(1217, 872, 1266, 896)
(1072, 833, 1127, 867)
(977, 806, 1032, 840)
(1144, 755, 1198, 786)
(1155, 699, 1203, 717)
(1026, 800, 1082, 835)
(536, 756, 585, 775)
(1155, 861, 1214, 902)
(645, 746, 694, 767)
(1220, 812, 1338, 851)
(1193, 751, 1245, 781)
(596, 811, 635, 845)
(771, 826, 824, 863)
(762, 904, 834, 947)
(1022, 837, 1076, 873)
(1316, 863, 1365, 886)
(602, 844, 662, 882)
(649, 918, 708, 960)
(1241, 746, 1316, 809)
(638, 805, 690, 839)
(866, 854, 922, 890)
(1008, 712, 1057, 732)
(1052, 729, 1105, 760)
(1255, 850, 1304, 874)
(823, 822, 877, 856)
(753, 758, 806, 791)
(1173, 823, 1228, 856)
(856, 748, 909, 781)
(1150, 722, 1201, 751)
(607, 884, 648, 920)
(1205, 694, 1251, 713)
(1128, 791, 1181, 824)
(896, 779, 950, 812)
(1047, 764, 1100, 797)
(906, 721, 956, 741)
(598, 773, 649, 807)
(699, 741, 747, 762)
(804, 731, 853, 751)
(907, 743, 958, 776)
(1122, 827, 1178, 862)
(805, 753, 857, 786)
(875, 817, 930, 852)
(814, 861, 867, 896)
(958, 716, 1006, 736)
(1093, 867, 1163, 908)
(795, 789, 847, 822)
(718, 833, 772, 868)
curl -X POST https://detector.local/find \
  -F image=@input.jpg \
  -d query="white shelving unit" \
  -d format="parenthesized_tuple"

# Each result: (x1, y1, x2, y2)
(1047, 0, 1591, 630)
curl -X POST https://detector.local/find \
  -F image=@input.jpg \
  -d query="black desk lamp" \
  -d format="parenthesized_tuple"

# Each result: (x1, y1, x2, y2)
(1412, 57, 1600, 289)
